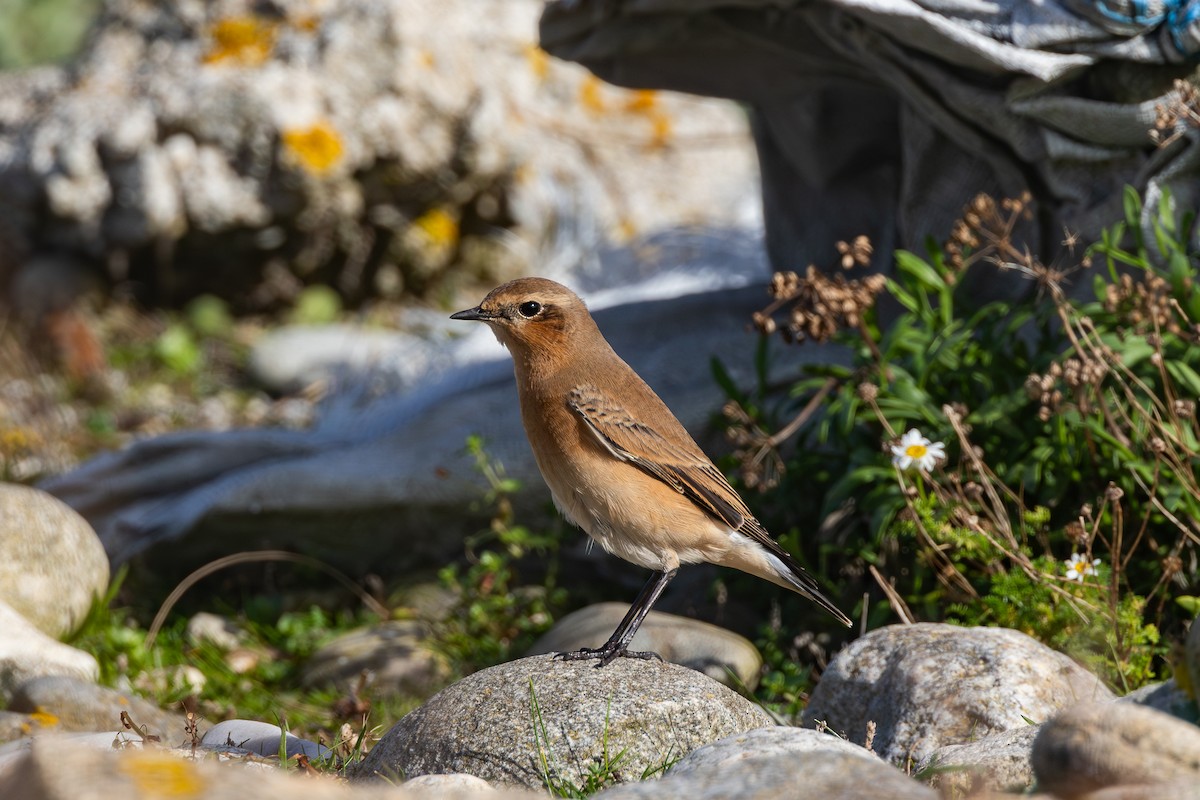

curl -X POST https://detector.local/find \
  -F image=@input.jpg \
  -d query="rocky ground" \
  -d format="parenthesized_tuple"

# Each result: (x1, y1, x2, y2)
(3, 482, 1200, 799)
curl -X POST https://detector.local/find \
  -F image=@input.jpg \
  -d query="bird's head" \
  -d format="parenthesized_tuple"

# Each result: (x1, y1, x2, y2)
(450, 277, 593, 363)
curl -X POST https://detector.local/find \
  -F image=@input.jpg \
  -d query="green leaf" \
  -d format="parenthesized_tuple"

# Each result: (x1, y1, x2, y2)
(154, 323, 201, 374)
(895, 250, 946, 293)
(1166, 361, 1200, 397)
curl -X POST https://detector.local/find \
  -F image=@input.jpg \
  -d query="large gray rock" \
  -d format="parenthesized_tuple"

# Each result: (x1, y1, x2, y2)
(7, 676, 198, 745)
(592, 749, 935, 800)
(802, 623, 1113, 767)
(917, 724, 1040, 795)
(1032, 702, 1200, 797)
(351, 654, 774, 789)
(0, 601, 98, 705)
(527, 603, 762, 690)
(0, 484, 109, 638)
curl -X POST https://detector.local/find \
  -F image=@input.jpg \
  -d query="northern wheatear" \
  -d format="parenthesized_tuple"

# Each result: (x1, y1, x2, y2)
(452, 278, 850, 666)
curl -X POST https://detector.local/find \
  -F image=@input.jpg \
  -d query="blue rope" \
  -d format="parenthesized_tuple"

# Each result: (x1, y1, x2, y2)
(1085, 0, 1200, 57)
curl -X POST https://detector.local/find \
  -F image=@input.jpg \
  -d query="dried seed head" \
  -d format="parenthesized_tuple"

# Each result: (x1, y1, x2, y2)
(1105, 483, 1125, 502)
(857, 382, 879, 402)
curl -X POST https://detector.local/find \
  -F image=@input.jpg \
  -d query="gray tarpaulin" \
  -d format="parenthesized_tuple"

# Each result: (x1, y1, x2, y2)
(541, 0, 1200, 299)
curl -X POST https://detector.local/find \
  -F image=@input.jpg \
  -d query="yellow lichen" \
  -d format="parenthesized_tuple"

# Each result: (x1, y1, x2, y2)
(281, 120, 345, 175)
(413, 207, 460, 248)
(579, 75, 606, 113)
(28, 710, 59, 728)
(647, 113, 673, 150)
(0, 427, 39, 454)
(117, 752, 205, 797)
(624, 89, 659, 113)
(525, 43, 550, 80)
(203, 16, 278, 67)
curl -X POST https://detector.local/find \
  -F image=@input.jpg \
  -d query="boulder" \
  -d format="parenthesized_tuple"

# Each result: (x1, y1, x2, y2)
(802, 623, 1113, 767)
(0, 484, 109, 638)
(1032, 702, 1200, 798)
(351, 654, 773, 789)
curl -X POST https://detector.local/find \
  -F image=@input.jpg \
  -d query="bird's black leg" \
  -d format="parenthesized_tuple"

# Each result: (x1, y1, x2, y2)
(555, 568, 678, 667)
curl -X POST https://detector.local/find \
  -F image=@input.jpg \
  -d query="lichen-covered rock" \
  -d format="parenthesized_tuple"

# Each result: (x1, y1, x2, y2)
(7, 676, 197, 745)
(0, 0, 755, 311)
(802, 623, 1113, 767)
(0, 738, 537, 800)
(0, 484, 108, 639)
(351, 654, 774, 789)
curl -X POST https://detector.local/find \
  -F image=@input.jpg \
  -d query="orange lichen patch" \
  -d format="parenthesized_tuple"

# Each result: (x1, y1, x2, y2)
(28, 710, 59, 728)
(117, 752, 205, 797)
(579, 75, 606, 113)
(418, 50, 436, 68)
(525, 43, 550, 80)
(624, 89, 659, 113)
(647, 113, 673, 150)
(413, 207, 459, 248)
(203, 16, 278, 66)
(282, 120, 345, 175)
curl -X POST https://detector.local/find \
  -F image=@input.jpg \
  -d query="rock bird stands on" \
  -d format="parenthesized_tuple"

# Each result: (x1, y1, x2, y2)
(452, 277, 851, 665)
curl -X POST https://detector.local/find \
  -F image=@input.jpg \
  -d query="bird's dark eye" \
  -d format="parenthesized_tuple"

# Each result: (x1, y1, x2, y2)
(518, 301, 542, 318)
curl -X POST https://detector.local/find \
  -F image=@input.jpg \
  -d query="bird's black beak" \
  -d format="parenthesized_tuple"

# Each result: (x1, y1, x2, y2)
(450, 306, 486, 321)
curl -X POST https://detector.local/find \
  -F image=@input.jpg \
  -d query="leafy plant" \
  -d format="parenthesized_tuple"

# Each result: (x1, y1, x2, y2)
(732, 188, 1196, 704)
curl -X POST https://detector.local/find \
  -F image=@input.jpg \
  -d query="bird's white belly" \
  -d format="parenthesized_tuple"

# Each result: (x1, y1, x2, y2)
(544, 463, 729, 572)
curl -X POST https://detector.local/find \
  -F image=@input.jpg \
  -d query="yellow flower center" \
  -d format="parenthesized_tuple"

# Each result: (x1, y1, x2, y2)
(905, 444, 928, 458)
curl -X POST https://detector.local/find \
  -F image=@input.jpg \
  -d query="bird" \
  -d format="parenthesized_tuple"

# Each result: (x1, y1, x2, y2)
(451, 277, 851, 666)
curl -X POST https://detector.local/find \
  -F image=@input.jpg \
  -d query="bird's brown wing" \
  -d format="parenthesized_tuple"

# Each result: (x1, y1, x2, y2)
(568, 385, 750, 531)
(569, 384, 852, 627)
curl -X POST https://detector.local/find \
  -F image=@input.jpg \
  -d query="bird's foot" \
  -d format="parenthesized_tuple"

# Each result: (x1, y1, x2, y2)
(553, 645, 663, 668)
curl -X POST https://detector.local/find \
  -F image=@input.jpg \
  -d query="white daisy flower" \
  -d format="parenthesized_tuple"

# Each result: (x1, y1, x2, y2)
(890, 429, 946, 473)
(1064, 553, 1101, 582)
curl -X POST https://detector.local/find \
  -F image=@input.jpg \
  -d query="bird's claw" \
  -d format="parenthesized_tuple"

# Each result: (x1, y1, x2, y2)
(553, 646, 663, 668)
